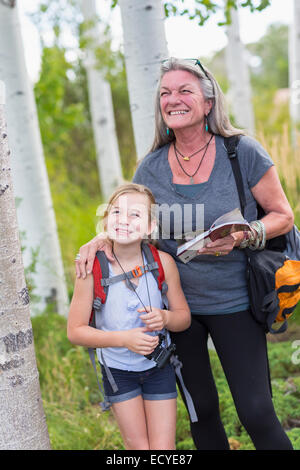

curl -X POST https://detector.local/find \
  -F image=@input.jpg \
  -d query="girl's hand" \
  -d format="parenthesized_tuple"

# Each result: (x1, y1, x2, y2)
(75, 232, 113, 279)
(196, 232, 244, 257)
(121, 327, 159, 355)
(138, 306, 168, 331)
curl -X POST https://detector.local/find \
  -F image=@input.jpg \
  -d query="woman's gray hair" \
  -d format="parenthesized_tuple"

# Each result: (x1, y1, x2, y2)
(150, 57, 245, 152)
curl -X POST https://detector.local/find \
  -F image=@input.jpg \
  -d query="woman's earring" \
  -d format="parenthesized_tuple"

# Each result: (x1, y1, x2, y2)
(205, 115, 208, 132)
(166, 127, 170, 136)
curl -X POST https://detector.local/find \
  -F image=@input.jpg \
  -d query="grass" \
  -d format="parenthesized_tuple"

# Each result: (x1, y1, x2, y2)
(31, 312, 300, 450)
(256, 124, 300, 219)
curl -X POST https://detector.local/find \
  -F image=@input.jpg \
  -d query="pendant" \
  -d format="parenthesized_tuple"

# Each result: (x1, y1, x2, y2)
(183, 156, 190, 161)
(190, 176, 194, 184)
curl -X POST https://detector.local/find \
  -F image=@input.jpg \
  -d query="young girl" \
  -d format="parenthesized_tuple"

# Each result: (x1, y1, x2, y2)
(67, 183, 191, 450)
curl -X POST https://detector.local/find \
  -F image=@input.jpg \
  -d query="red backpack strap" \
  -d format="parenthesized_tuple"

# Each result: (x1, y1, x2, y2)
(142, 243, 169, 309)
(92, 251, 108, 303)
(90, 251, 109, 326)
(144, 243, 165, 290)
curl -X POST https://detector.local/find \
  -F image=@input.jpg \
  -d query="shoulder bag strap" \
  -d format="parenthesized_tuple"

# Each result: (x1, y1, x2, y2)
(224, 135, 246, 216)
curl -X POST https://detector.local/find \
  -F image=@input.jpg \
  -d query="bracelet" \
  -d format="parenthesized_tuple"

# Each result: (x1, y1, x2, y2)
(248, 220, 266, 250)
(248, 222, 261, 250)
(258, 220, 266, 250)
(239, 220, 266, 250)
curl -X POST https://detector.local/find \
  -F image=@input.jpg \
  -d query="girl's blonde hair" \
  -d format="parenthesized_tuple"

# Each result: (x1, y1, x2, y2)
(99, 182, 159, 246)
(150, 57, 246, 153)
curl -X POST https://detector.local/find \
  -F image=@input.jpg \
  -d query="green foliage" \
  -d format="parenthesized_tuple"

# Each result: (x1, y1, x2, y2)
(138, 0, 271, 26)
(110, 0, 270, 26)
(34, 45, 101, 292)
(249, 24, 290, 138)
(249, 23, 289, 91)
(204, 23, 289, 136)
(29, 0, 82, 46)
(31, 314, 300, 450)
(34, 45, 99, 198)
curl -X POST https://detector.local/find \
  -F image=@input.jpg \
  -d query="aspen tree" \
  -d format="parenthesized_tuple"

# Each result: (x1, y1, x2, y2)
(0, 1, 68, 316)
(0, 84, 51, 450)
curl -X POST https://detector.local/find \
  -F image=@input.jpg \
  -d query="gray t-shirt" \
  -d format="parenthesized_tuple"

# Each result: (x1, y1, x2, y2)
(133, 134, 274, 314)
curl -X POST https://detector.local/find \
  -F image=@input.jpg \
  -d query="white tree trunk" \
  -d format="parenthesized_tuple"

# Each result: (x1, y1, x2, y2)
(0, 2, 68, 316)
(81, 0, 123, 201)
(0, 90, 51, 450)
(289, 0, 300, 142)
(225, 6, 255, 135)
(119, 0, 168, 159)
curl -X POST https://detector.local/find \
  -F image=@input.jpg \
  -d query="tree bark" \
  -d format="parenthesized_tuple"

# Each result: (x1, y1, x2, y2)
(0, 88, 51, 450)
(225, 6, 255, 135)
(0, 1, 69, 316)
(81, 0, 123, 200)
(119, 0, 168, 159)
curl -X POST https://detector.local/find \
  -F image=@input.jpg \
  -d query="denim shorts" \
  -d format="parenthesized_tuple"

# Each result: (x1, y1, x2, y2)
(100, 363, 177, 404)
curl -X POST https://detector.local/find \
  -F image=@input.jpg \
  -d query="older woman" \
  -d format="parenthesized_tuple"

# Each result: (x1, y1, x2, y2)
(76, 58, 294, 450)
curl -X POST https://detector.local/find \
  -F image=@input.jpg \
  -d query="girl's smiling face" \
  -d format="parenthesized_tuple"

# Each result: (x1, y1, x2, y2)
(106, 192, 156, 244)
(160, 70, 212, 132)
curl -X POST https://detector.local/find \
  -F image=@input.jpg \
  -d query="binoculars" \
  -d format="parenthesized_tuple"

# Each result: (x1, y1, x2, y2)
(145, 333, 176, 369)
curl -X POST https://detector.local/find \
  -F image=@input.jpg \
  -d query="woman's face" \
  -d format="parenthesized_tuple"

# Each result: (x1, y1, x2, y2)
(159, 70, 212, 132)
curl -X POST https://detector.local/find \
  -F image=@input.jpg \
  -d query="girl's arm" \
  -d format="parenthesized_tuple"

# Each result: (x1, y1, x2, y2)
(139, 250, 191, 332)
(67, 274, 159, 355)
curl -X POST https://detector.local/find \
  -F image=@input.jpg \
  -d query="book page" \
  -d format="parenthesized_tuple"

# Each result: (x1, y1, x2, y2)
(209, 208, 247, 229)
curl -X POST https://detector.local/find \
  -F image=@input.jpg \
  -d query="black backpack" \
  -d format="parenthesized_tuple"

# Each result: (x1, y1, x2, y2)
(224, 136, 300, 334)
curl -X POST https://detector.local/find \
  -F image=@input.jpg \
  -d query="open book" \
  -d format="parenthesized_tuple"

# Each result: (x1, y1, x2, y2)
(176, 208, 250, 263)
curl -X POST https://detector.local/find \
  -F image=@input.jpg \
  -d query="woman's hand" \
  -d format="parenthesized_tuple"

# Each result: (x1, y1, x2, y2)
(121, 327, 159, 355)
(75, 232, 114, 279)
(197, 231, 244, 257)
(138, 306, 168, 331)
